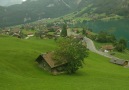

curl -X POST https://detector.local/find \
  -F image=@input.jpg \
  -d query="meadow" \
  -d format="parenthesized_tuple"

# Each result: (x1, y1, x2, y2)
(0, 35, 129, 90)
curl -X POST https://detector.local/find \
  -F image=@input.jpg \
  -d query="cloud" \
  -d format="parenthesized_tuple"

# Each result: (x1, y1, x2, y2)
(0, 0, 23, 6)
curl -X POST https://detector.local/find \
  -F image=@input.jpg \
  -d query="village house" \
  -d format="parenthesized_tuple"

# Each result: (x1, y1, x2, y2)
(27, 32, 34, 37)
(101, 45, 114, 52)
(1, 28, 10, 35)
(110, 58, 129, 67)
(10, 28, 21, 35)
(36, 52, 67, 75)
(54, 29, 62, 37)
(10, 28, 21, 38)
(75, 35, 84, 40)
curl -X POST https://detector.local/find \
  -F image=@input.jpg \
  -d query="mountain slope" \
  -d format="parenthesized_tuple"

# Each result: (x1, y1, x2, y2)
(75, 0, 129, 17)
(0, 0, 129, 27)
(0, 0, 86, 27)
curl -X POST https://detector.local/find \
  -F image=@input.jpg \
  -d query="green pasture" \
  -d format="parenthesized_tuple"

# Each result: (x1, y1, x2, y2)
(0, 35, 129, 90)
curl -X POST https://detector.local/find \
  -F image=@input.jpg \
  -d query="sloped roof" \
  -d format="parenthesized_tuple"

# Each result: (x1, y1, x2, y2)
(41, 52, 67, 68)
(102, 45, 114, 50)
(110, 58, 128, 65)
(75, 35, 84, 39)
(11, 28, 21, 33)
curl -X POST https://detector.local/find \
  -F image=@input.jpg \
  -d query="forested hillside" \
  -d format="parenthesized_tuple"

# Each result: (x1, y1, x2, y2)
(0, 0, 129, 27)
(75, 0, 129, 17)
(0, 0, 86, 27)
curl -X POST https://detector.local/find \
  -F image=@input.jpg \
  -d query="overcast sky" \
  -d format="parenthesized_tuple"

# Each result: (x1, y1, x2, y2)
(0, 0, 23, 6)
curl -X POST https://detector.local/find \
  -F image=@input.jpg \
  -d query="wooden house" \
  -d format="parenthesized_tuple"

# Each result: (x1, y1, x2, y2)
(101, 45, 114, 52)
(36, 52, 67, 75)
(2, 29, 10, 35)
(110, 58, 129, 66)
(11, 28, 21, 34)
(75, 35, 84, 40)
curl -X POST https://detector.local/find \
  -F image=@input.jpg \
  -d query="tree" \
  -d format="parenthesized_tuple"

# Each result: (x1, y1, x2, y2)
(106, 34, 116, 43)
(115, 38, 127, 52)
(97, 31, 107, 43)
(35, 31, 43, 39)
(61, 24, 67, 37)
(96, 31, 116, 43)
(53, 37, 88, 74)
(82, 28, 86, 35)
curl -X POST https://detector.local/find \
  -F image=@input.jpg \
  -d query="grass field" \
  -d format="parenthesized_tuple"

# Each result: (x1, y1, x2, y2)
(0, 35, 129, 90)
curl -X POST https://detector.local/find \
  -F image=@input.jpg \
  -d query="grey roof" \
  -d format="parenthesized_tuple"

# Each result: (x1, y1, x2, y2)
(110, 58, 128, 66)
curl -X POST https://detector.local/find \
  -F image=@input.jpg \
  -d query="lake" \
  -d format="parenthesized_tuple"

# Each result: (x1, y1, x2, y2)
(84, 19, 129, 48)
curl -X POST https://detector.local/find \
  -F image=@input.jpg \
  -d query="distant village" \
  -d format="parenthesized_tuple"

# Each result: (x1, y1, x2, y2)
(0, 19, 117, 54)
(0, 18, 85, 40)
(0, 22, 62, 39)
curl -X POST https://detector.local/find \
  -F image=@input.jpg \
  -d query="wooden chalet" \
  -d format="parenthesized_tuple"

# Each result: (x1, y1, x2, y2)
(36, 52, 67, 75)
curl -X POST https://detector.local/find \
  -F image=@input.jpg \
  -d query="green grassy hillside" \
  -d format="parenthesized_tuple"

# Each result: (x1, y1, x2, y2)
(0, 36, 129, 90)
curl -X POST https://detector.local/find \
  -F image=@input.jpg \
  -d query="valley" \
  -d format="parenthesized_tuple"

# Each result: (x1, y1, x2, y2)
(0, 0, 129, 90)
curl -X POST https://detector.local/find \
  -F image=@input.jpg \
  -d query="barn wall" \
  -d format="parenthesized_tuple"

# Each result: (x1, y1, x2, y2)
(41, 60, 51, 71)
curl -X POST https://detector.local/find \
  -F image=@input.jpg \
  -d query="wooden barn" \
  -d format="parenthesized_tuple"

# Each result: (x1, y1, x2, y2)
(110, 58, 129, 66)
(35, 52, 67, 75)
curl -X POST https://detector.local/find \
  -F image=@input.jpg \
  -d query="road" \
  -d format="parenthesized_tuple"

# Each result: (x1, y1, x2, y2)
(83, 37, 118, 59)
(67, 29, 118, 59)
